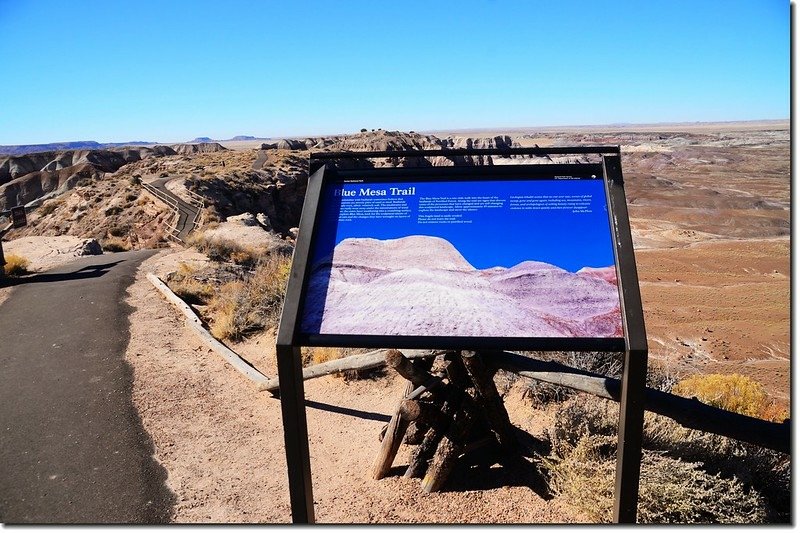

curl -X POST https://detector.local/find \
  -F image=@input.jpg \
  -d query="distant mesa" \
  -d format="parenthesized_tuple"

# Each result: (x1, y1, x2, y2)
(0, 140, 156, 157)
(189, 135, 262, 143)
(169, 142, 228, 155)
(302, 235, 623, 338)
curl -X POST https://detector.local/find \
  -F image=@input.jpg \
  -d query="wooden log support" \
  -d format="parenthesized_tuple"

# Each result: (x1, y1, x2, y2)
(371, 381, 414, 480)
(404, 383, 463, 479)
(461, 350, 518, 453)
(399, 400, 449, 427)
(372, 354, 444, 480)
(420, 390, 479, 493)
(404, 422, 428, 445)
(386, 349, 436, 387)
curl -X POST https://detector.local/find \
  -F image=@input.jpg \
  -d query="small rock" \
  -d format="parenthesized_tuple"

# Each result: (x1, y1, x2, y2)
(79, 239, 103, 256)
(226, 213, 259, 226)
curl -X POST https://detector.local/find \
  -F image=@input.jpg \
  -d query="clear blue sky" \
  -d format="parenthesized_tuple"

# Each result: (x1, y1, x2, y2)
(0, 0, 789, 144)
(315, 178, 615, 272)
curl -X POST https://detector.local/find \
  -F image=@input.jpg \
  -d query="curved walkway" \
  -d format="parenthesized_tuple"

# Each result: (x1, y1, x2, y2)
(0, 251, 174, 523)
(145, 178, 201, 242)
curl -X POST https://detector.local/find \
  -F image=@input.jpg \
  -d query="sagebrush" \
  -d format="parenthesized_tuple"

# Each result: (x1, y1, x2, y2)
(543, 394, 788, 523)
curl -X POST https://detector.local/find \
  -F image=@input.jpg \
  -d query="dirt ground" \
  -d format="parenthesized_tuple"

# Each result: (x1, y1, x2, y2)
(126, 250, 582, 523)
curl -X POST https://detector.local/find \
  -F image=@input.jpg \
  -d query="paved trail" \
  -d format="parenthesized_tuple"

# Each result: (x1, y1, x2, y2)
(0, 250, 174, 523)
(146, 177, 199, 242)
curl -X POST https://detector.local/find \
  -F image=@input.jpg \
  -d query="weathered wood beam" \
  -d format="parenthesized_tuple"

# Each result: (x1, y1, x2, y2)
(386, 349, 437, 387)
(371, 369, 445, 480)
(371, 381, 414, 480)
(491, 350, 790, 454)
(404, 383, 462, 479)
(420, 390, 479, 493)
(259, 349, 441, 395)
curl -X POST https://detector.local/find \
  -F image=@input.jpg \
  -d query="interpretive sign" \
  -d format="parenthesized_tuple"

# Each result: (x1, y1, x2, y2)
(276, 148, 648, 525)
(301, 173, 622, 344)
(10, 206, 26, 229)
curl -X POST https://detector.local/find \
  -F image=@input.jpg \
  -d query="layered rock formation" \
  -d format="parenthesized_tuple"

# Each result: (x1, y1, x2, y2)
(302, 235, 622, 338)
(0, 143, 226, 209)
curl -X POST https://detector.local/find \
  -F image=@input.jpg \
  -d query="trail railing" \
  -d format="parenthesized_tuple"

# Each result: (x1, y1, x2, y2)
(141, 181, 185, 244)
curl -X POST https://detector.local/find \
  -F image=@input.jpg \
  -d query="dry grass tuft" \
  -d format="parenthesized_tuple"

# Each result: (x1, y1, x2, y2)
(3, 254, 30, 276)
(165, 262, 214, 305)
(189, 233, 261, 266)
(206, 254, 291, 341)
(672, 373, 787, 422)
(546, 433, 768, 524)
(543, 394, 788, 523)
(101, 237, 131, 252)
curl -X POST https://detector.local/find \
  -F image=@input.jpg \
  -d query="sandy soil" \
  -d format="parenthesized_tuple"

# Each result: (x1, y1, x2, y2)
(125, 251, 584, 523)
(0, 235, 110, 306)
(637, 237, 789, 404)
(4, 235, 103, 272)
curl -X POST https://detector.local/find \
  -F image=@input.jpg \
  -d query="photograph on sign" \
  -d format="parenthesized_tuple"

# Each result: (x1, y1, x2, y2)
(300, 173, 622, 340)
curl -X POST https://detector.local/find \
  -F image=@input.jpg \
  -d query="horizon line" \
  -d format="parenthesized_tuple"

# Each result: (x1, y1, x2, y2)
(1, 117, 789, 147)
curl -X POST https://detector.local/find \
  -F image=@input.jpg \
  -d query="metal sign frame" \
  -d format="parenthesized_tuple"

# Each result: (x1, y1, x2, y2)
(275, 146, 647, 523)
(10, 206, 27, 229)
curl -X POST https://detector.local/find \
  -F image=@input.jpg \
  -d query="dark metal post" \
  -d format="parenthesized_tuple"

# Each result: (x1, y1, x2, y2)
(613, 347, 647, 522)
(276, 343, 315, 523)
(0, 238, 6, 280)
(274, 165, 328, 523)
(603, 155, 648, 523)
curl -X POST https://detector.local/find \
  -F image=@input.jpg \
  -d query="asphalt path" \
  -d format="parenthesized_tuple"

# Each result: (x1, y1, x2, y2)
(0, 250, 175, 524)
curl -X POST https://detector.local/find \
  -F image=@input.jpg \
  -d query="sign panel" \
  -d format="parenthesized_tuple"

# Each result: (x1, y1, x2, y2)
(10, 206, 26, 229)
(299, 170, 623, 343)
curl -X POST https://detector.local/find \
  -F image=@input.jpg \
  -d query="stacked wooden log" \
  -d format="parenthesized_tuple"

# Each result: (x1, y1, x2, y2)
(372, 349, 531, 493)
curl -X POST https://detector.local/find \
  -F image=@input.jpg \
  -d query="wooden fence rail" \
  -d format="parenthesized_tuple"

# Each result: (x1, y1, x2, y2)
(262, 348, 790, 454)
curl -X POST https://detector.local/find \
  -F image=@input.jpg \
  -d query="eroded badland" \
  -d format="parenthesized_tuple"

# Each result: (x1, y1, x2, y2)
(1, 122, 789, 405)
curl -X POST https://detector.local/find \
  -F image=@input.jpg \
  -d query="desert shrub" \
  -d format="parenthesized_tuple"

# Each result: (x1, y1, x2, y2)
(104, 205, 123, 216)
(545, 395, 788, 523)
(125, 192, 139, 202)
(190, 234, 261, 266)
(101, 237, 130, 252)
(546, 433, 767, 524)
(672, 373, 787, 422)
(129, 174, 142, 186)
(108, 223, 131, 237)
(3, 254, 30, 276)
(38, 198, 64, 217)
(166, 271, 214, 306)
(207, 253, 291, 340)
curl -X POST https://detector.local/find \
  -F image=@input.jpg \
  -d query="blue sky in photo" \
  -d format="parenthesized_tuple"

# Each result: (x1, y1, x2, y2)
(0, 0, 789, 144)
(314, 178, 615, 272)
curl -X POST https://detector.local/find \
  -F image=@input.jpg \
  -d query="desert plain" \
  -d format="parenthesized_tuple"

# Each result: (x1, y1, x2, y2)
(0, 120, 789, 523)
